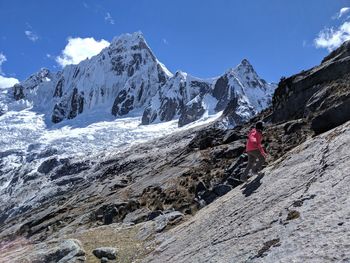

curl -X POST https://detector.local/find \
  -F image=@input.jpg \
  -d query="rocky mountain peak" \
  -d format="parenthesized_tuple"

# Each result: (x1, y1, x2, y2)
(238, 58, 253, 67)
(174, 70, 188, 79)
(27, 68, 52, 82)
(232, 58, 257, 77)
(109, 32, 156, 61)
(111, 31, 145, 46)
(9, 32, 274, 127)
(322, 39, 350, 63)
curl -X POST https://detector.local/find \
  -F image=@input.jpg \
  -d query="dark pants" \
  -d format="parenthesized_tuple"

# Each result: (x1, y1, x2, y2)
(241, 150, 265, 181)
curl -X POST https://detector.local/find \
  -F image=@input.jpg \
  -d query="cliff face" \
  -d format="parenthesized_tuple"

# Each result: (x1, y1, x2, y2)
(272, 40, 350, 134)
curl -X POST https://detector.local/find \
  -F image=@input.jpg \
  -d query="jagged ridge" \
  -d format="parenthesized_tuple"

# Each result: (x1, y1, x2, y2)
(10, 32, 276, 127)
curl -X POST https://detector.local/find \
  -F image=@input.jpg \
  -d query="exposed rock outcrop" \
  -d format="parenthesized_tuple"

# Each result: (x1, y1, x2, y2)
(272, 40, 350, 134)
(144, 120, 350, 263)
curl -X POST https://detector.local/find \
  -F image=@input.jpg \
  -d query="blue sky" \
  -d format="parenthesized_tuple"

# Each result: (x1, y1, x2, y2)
(0, 0, 350, 85)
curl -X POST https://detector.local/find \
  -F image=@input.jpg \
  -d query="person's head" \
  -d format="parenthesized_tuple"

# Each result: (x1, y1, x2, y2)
(255, 121, 264, 131)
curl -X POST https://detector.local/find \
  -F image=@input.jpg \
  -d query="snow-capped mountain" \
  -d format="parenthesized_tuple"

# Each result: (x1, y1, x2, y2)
(141, 71, 214, 126)
(142, 59, 276, 127)
(11, 32, 172, 124)
(9, 32, 275, 127)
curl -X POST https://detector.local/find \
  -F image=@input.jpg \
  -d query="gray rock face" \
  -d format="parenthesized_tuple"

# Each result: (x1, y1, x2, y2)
(153, 211, 184, 233)
(159, 98, 178, 122)
(92, 247, 117, 260)
(143, 121, 350, 263)
(1, 239, 86, 263)
(13, 84, 25, 100)
(178, 99, 206, 127)
(272, 40, 350, 135)
(111, 90, 135, 116)
(37, 157, 60, 174)
(213, 75, 229, 111)
(123, 207, 151, 224)
(221, 96, 247, 126)
(67, 88, 84, 120)
(141, 106, 158, 125)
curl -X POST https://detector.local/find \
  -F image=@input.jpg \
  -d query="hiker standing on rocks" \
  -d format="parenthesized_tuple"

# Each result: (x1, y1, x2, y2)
(240, 121, 267, 182)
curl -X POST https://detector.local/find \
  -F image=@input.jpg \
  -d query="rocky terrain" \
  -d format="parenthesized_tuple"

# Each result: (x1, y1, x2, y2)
(1, 40, 350, 263)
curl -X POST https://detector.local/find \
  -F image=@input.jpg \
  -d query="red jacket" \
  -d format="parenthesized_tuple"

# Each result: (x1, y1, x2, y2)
(246, 128, 266, 156)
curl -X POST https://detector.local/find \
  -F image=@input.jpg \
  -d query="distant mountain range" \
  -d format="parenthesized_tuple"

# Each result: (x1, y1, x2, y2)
(9, 32, 276, 127)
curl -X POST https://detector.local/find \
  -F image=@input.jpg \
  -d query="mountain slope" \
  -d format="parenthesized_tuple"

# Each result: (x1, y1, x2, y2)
(1, 41, 350, 263)
(144, 121, 350, 263)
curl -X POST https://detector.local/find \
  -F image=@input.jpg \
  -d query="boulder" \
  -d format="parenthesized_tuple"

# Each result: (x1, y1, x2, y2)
(311, 98, 350, 135)
(123, 207, 151, 224)
(283, 119, 306, 135)
(210, 142, 245, 160)
(25, 239, 86, 263)
(92, 247, 117, 260)
(212, 184, 232, 196)
(199, 190, 217, 205)
(154, 211, 184, 232)
(222, 130, 243, 144)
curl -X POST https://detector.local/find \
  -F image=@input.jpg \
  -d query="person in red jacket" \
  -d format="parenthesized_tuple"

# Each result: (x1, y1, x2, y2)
(240, 121, 267, 182)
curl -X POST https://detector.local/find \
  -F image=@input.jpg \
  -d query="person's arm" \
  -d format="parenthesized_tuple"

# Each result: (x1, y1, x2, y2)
(256, 132, 267, 157)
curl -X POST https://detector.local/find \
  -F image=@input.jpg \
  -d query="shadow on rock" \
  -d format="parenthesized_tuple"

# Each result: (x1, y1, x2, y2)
(242, 173, 265, 197)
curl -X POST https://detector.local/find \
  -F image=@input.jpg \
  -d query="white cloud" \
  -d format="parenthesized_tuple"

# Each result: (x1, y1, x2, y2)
(104, 12, 115, 25)
(337, 7, 350, 19)
(0, 53, 6, 74)
(56, 37, 110, 67)
(25, 30, 39, 42)
(314, 21, 350, 51)
(0, 75, 19, 89)
(0, 53, 19, 88)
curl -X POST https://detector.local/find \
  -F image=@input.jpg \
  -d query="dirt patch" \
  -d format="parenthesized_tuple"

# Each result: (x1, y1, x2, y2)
(69, 224, 154, 263)
(255, 238, 281, 258)
(286, 210, 300, 221)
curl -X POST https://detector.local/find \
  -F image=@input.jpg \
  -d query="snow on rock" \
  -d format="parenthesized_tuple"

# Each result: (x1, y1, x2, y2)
(216, 59, 276, 126)
(142, 60, 276, 127)
(10, 32, 172, 125)
(141, 71, 213, 126)
(0, 104, 222, 223)
(7, 32, 275, 129)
